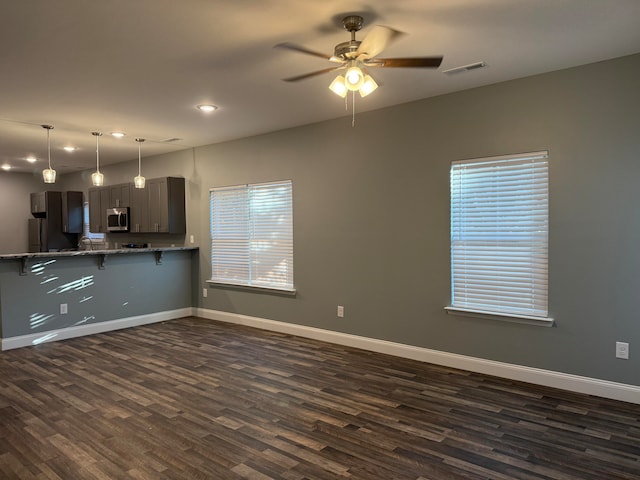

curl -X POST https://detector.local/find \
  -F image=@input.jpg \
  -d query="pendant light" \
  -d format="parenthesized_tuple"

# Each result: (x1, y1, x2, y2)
(91, 132, 104, 186)
(41, 125, 56, 183)
(134, 138, 146, 189)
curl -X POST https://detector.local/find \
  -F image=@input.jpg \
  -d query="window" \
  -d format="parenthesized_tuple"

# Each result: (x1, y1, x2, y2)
(82, 202, 105, 244)
(448, 151, 550, 322)
(209, 180, 294, 292)
(83, 202, 105, 241)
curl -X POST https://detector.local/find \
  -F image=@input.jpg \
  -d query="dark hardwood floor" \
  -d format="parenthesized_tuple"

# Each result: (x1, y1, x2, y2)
(1, 317, 638, 479)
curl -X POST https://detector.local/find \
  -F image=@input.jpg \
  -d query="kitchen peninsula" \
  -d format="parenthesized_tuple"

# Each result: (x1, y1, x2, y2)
(0, 246, 198, 350)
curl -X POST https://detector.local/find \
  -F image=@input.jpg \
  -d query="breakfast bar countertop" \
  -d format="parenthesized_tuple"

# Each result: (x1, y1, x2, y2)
(0, 246, 198, 261)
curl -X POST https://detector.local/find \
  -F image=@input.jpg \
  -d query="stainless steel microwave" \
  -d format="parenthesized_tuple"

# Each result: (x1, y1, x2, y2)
(106, 207, 129, 232)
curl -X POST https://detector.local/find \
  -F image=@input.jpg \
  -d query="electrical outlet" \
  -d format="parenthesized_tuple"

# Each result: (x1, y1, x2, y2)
(616, 341, 629, 359)
(60, 303, 68, 314)
(337, 305, 344, 318)
(203, 288, 208, 298)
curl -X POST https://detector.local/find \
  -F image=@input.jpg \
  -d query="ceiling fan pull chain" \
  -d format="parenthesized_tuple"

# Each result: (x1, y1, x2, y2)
(352, 91, 356, 127)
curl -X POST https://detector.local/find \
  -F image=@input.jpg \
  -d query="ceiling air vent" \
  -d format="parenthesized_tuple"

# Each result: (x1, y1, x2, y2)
(162, 137, 183, 143)
(443, 62, 487, 75)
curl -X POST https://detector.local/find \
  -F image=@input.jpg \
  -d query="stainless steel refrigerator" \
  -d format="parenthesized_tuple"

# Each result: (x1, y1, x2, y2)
(28, 191, 82, 252)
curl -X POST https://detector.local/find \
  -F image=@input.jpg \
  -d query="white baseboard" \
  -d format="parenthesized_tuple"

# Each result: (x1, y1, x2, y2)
(1, 308, 194, 351)
(196, 308, 640, 405)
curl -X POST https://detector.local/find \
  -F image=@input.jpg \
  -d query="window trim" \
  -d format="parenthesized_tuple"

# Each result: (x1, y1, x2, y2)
(444, 306, 554, 327)
(448, 150, 553, 325)
(205, 280, 296, 296)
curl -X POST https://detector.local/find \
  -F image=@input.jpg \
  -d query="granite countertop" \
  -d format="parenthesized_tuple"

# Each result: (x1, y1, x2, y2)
(0, 246, 198, 260)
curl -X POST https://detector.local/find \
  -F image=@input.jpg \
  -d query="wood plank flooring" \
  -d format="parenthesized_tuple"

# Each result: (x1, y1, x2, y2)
(1, 317, 639, 479)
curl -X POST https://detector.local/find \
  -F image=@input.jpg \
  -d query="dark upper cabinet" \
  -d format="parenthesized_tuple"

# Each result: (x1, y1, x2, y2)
(61, 191, 83, 233)
(129, 183, 150, 233)
(89, 177, 185, 235)
(30, 192, 46, 216)
(88, 187, 110, 233)
(147, 177, 186, 234)
(109, 183, 130, 208)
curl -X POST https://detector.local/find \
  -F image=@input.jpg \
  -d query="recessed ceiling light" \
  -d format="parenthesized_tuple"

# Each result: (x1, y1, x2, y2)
(196, 104, 218, 113)
(1, 164, 11, 171)
(63, 146, 76, 152)
(26, 156, 37, 163)
(111, 132, 126, 138)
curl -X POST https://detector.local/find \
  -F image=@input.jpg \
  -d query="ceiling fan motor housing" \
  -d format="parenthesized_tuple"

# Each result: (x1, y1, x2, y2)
(334, 40, 361, 60)
(335, 15, 365, 60)
(342, 15, 364, 32)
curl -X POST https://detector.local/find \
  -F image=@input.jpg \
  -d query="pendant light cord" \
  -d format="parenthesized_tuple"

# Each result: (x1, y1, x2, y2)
(352, 91, 356, 128)
(46, 127, 52, 169)
(95, 134, 100, 172)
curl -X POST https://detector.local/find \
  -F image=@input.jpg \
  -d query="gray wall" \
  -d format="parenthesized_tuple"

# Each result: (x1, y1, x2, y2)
(0, 172, 47, 253)
(38, 53, 640, 386)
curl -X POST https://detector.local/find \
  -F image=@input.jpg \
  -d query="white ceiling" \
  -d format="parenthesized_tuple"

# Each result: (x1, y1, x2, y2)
(1, 0, 639, 175)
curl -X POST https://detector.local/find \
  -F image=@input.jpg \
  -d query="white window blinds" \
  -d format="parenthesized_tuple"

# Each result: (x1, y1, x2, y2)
(450, 151, 549, 319)
(210, 180, 294, 291)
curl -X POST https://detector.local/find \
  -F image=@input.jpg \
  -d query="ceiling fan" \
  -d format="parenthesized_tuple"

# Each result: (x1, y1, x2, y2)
(276, 15, 443, 98)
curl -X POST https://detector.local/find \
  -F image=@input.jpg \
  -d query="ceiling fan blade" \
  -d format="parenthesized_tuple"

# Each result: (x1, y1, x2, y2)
(356, 25, 403, 59)
(366, 56, 444, 68)
(282, 66, 342, 82)
(274, 42, 335, 61)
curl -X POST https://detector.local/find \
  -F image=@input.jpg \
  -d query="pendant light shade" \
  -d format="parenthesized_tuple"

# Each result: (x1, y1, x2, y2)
(91, 132, 104, 186)
(134, 138, 146, 189)
(41, 124, 56, 184)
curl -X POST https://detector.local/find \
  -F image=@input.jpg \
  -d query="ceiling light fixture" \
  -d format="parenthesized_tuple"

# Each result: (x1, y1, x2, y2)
(63, 146, 76, 152)
(111, 131, 126, 138)
(41, 124, 56, 184)
(91, 132, 104, 186)
(134, 138, 146, 189)
(196, 104, 218, 113)
(26, 156, 37, 163)
(1, 164, 11, 171)
(329, 63, 378, 99)
(328, 62, 378, 126)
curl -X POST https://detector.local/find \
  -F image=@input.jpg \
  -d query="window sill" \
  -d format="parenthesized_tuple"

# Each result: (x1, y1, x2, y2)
(444, 306, 554, 327)
(206, 280, 296, 297)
